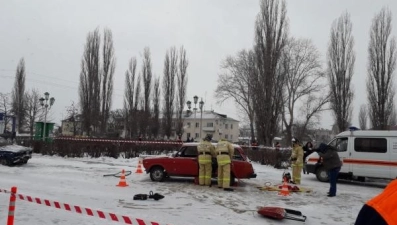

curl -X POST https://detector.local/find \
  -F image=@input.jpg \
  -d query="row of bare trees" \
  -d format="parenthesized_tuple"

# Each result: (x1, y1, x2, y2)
(122, 46, 188, 139)
(79, 28, 115, 136)
(216, 0, 397, 145)
(77, 28, 189, 139)
(1, 58, 45, 138)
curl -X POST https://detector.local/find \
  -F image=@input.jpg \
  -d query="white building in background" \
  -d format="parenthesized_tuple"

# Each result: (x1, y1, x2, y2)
(181, 110, 239, 143)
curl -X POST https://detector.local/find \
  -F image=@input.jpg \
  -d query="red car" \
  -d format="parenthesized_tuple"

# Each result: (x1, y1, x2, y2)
(142, 142, 257, 185)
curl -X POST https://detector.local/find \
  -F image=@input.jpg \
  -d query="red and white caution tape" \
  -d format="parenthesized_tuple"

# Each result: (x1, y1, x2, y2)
(0, 188, 10, 193)
(0, 189, 171, 225)
(240, 145, 292, 150)
(54, 137, 183, 145)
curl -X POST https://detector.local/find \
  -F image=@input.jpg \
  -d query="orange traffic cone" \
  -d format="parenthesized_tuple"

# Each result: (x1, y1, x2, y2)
(116, 169, 129, 187)
(135, 159, 143, 174)
(278, 177, 290, 196)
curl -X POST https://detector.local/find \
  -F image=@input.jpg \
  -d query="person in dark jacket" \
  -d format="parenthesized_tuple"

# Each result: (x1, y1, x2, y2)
(302, 141, 314, 174)
(315, 143, 342, 197)
(354, 179, 397, 225)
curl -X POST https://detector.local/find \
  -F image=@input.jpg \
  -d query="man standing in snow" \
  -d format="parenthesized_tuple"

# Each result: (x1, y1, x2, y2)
(216, 138, 235, 191)
(315, 143, 342, 197)
(197, 134, 215, 187)
(290, 138, 304, 184)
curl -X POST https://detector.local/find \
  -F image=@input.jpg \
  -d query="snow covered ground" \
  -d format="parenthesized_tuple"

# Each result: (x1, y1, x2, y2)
(0, 154, 389, 225)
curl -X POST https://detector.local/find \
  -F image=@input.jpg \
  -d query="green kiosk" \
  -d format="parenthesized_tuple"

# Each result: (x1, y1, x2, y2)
(34, 122, 55, 143)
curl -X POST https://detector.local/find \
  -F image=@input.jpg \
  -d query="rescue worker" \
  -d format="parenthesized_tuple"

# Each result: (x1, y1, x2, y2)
(197, 134, 215, 186)
(290, 137, 304, 185)
(354, 179, 397, 225)
(215, 138, 234, 191)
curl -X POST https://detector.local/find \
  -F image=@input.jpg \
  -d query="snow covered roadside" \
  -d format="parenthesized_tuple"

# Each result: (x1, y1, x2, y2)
(0, 154, 387, 225)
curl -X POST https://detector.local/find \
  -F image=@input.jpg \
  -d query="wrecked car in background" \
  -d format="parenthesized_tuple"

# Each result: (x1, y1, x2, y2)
(0, 137, 33, 166)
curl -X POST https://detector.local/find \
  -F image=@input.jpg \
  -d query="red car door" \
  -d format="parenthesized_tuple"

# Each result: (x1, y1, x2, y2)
(231, 147, 253, 179)
(172, 146, 199, 176)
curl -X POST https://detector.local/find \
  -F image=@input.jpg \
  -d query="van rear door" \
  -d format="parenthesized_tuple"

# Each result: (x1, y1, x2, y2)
(350, 137, 390, 179)
(390, 138, 397, 179)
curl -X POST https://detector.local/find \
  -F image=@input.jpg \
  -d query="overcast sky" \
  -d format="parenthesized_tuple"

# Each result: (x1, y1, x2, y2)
(1, 0, 397, 130)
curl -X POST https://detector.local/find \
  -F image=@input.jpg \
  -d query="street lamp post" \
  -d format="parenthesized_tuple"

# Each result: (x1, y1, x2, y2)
(199, 98, 204, 139)
(39, 92, 55, 142)
(186, 95, 204, 141)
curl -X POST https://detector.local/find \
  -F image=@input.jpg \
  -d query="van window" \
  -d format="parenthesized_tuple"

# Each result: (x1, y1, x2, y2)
(354, 138, 387, 153)
(328, 137, 348, 152)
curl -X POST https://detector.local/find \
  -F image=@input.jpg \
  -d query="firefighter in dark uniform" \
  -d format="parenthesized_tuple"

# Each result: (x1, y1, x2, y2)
(197, 134, 215, 186)
(216, 138, 234, 191)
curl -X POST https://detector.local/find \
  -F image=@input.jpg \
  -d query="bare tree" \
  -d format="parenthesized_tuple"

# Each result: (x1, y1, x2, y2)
(134, 74, 142, 136)
(151, 77, 161, 138)
(11, 58, 27, 133)
(79, 28, 101, 136)
(176, 46, 188, 137)
(216, 49, 256, 142)
(252, 0, 289, 145)
(141, 47, 153, 136)
(0, 93, 12, 133)
(295, 92, 330, 140)
(367, 8, 396, 130)
(162, 47, 178, 138)
(281, 38, 324, 143)
(358, 104, 368, 130)
(24, 89, 41, 138)
(123, 57, 138, 138)
(100, 28, 115, 135)
(327, 12, 355, 133)
(65, 101, 80, 136)
(107, 109, 125, 137)
(389, 107, 397, 126)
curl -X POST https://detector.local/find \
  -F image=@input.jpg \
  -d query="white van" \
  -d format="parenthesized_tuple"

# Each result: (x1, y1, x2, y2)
(306, 129, 397, 182)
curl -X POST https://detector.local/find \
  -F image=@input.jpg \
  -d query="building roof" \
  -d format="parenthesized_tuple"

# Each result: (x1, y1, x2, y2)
(337, 130, 397, 137)
(183, 110, 239, 122)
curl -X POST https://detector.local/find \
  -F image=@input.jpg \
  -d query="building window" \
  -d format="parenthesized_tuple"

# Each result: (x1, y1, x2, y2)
(187, 133, 191, 138)
(230, 135, 233, 140)
(172, 121, 175, 128)
(196, 122, 199, 128)
(195, 133, 199, 138)
(187, 122, 191, 128)
(225, 124, 228, 129)
(207, 122, 213, 127)
(225, 134, 228, 139)
(231, 124, 233, 129)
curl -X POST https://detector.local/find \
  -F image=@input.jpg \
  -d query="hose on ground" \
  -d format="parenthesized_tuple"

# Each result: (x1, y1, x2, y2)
(103, 170, 132, 177)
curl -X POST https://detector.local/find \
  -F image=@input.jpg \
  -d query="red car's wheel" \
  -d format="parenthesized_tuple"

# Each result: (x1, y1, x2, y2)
(150, 166, 165, 182)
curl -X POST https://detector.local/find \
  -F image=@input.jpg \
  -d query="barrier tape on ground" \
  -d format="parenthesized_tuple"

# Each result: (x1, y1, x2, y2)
(0, 188, 10, 193)
(54, 137, 183, 145)
(0, 188, 171, 225)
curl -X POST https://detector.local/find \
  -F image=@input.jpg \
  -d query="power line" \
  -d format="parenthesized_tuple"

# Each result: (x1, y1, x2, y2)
(0, 73, 124, 97)
(0, 69, 125, 94)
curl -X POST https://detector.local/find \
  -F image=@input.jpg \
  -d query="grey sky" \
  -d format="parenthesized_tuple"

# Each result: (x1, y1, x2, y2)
(1, 0, 396, 130)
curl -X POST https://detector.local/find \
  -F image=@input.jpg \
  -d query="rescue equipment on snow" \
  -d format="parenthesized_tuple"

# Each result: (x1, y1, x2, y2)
(133, 191, 165, 201)
(103, 170, 132, 177)
(282, 171, 291, 183)
(257, 206, 307, 222)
